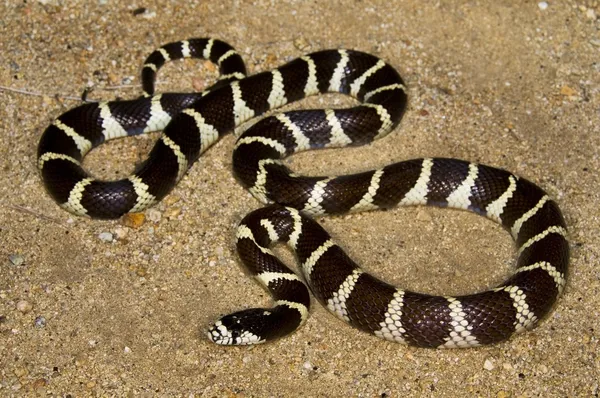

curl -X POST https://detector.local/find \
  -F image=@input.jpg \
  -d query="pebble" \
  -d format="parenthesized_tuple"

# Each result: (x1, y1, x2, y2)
(303, 361, 313, 370)
(294, 37, 311, 51)
(32, 378, 47, 389)
(164, 207, 181, 219)
(8, 254, 24, 266)
(560, 85, 577, 97)
(114, 227, 128, 240)
(164, 195, 181, 206)
(98, 232, 113, 242)
(585, 8, 596, 20)
(124, 346, 131, 353)
(538, 2, 548, 11)
(147, 209, 162, 223)
(135, 265, 148, 277)
(16, 300, 33, 313)
(483, 358, 495, 371)
(120, 213, 145, 228)
(34, 316, 46, 328)
(13, 367, 28, 378)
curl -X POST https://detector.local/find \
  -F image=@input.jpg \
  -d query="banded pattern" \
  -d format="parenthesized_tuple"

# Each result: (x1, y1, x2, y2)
(38, 38, 569, 347)
(38, 39, 406, 219)
(210, 158, 569, 347)
(38, 38, 248, 219)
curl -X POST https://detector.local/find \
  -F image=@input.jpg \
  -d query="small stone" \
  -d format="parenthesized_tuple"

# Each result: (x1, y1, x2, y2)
(135, 266, 147, 277)
(147, 209, 162, 223)
(98, 232, 113, 242)
(34, 316, 46, 328)
(74, 353, 89, 367)
(124, 346, 131, 353)
(585, 8, 596, 20)
(560, 85, 577, 97)
(8, 254, 24, 266)
(16, 300, 33, 313)
(13, 367, 28, 378)
(32, 378, 47, 389)
(108, 72, 119, 85)
(264, 53, 278, 67)
(164, 195, 181, 206)
(538, 2, 548, 10)
(141, 10, 156, 19)
(114, 227, 128, 240)
(502, 362, 514, 371)
(294, 37, 311, 51)
(303, 361, 313, 370)
(164, 207, 181, 219)
(483, 358, 495, 371)
(120, 213, 145, 228)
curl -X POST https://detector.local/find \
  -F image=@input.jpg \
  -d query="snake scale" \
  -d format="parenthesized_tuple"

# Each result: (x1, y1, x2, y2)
(37, 38, 569, 348)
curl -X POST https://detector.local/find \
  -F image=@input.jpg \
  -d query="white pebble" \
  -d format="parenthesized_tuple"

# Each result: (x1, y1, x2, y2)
(16, 300, 33, 313)
(538, 2, 548, 10)
(147, 209, 162, 223)
(9, 254, 24, 266)
(124, 346, 131, 353)
(303, 361, 313, 370)
(114, 227, 128, 240)
(586, 9, 596, 20)
(98, 232, 113, 242)
(483, 358, 495, 371)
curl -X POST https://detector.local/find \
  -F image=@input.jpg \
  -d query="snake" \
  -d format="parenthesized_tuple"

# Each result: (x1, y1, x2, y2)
(37, 38, 569, 348)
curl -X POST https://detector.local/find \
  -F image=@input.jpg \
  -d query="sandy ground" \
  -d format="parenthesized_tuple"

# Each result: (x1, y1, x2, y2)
(1, 0, 599, 396)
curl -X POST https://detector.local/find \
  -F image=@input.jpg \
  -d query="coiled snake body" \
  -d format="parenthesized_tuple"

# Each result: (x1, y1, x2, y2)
(37, 38, 569, 348)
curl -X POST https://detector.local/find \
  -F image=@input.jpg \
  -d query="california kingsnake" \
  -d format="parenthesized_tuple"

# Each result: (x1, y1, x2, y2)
(38, 38, 569, 348)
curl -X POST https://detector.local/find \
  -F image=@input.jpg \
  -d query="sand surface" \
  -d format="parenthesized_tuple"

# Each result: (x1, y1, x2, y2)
(1, 1, 599, 396)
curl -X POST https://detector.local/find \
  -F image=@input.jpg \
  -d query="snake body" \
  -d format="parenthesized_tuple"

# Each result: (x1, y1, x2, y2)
(37, 38, 569, 348)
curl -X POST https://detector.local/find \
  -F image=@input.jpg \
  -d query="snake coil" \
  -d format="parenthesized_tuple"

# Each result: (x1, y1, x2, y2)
(38, 38, 569, 348)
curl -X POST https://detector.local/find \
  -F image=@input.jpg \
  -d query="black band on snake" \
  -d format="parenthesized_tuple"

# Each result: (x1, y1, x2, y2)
(37, 38, 569, 348)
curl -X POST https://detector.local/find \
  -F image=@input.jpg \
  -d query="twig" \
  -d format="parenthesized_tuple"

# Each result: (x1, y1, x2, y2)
(6, 204, 67, 226)
(97, 83, 141, 91)
(0, 81, 171, 102)
(0, 85, 86, 102)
